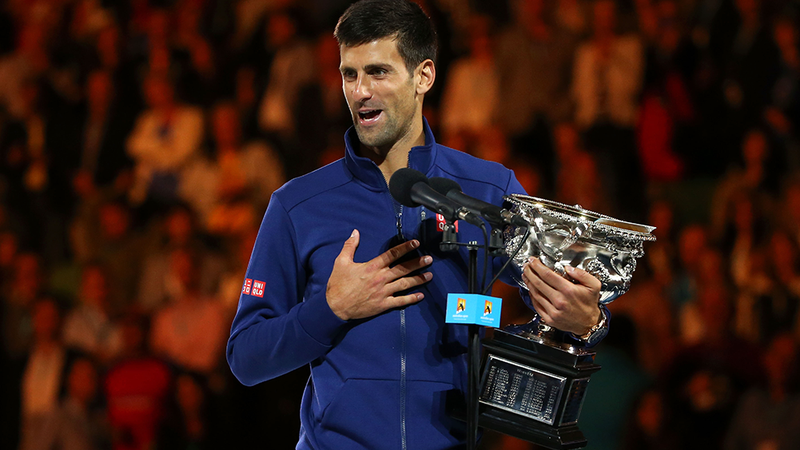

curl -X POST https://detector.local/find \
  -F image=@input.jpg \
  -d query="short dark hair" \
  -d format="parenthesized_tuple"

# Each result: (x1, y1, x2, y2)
(334, 0, 438, 72)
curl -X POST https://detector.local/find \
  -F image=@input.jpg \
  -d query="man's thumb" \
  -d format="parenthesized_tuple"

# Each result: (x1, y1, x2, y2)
(338, 229, 360, 261)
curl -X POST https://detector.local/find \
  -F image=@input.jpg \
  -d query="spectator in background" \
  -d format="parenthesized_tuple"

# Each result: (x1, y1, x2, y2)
(764, 231, 800, 341)
(764, 15, 800, 172)
(439, 13, 498, 150)
(642, 199, 679, 288)
(74, 69, 135, 189)
(679, 269, 730, 346)
(232, 65, 261, 142)
(62, 263, 122, 363)
(203, 101, 285, 234)
(779, 179, 800, 248)
(621, 388, 683, 450)
(137, 204, 225, 312)
(2, 258, 44, 450)
(92, 22, 142, 111)
(727, 228, 800, 345)
(0, 76, 70, 265)
(724, 332, 800, 450)
(19, 297, 68, 450)
(257, 8, 316, 177)
(156, 371, 222, 450)
(72, 199, 148, 313)
(0, 23, 50, 120)
(2, 252, 45, 360)
(716, 0, 781, 143)
(552, 120, 606, 211)
(572, 0, 643, 131)
(710, 128, 779, 244)
(94, 22, 123, 73)
(131, 8, 173, 77)
(149, 247, 226, 375)
(24, 355, 110, 450)
(126, 72, 204, 210)
(105, 312, 171, 450)
(171, 1, 218, 107)
(668, 223, 709, 311)
(636, 4, 694, 184)
(0, 229, 20, 291)
(718, 194, 772, 343)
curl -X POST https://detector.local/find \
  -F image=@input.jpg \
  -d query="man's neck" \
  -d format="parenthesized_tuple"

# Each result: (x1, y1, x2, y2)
(361, 118, 426, 185)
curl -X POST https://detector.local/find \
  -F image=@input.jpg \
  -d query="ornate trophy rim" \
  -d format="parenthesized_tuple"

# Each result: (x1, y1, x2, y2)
(504, 194, 657, 241)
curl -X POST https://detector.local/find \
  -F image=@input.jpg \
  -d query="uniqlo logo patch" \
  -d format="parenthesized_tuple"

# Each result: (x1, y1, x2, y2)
(436, 214, 458, 232)
(242, 278, 252, 295)
(252, 280, 265, 298)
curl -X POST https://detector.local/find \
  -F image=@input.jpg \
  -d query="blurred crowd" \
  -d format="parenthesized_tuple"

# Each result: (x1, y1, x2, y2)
(1, 0, 800, 449)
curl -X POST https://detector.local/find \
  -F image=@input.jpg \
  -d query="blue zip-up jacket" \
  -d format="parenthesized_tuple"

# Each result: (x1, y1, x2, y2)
(227, 120, 527, 449)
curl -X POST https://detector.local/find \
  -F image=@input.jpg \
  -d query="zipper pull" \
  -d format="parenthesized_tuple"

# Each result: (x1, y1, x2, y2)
(396, 208, 403, 240)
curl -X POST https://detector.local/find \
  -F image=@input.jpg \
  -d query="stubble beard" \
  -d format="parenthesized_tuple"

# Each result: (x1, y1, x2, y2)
(353, 105, 416, 153)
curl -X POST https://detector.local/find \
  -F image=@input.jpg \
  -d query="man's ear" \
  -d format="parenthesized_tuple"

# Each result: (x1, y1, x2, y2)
(415, 59, 435, 95)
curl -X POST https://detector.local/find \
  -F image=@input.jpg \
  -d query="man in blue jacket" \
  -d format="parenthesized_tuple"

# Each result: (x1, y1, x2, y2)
(227, 1, 606, 448)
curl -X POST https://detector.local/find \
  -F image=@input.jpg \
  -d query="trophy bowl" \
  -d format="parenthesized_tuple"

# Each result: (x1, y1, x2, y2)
(503, 194, 656, 304)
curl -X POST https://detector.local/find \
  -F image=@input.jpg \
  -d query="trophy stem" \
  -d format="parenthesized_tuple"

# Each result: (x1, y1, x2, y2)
(501, 316, 586, 356)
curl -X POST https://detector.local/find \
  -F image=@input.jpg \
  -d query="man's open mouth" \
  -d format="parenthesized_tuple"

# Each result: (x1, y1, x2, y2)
(358, 109, 383, 123)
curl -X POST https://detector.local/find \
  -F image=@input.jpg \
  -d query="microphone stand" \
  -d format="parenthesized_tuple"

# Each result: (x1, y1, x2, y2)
(467, 243, 480, 450)
(440, 226, 492, 450)
(466, 226, 505, 449)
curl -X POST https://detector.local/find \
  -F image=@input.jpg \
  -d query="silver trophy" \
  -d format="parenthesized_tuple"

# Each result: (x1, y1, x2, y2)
(501, 194, 656, 350)
(476, 195, 655, 450)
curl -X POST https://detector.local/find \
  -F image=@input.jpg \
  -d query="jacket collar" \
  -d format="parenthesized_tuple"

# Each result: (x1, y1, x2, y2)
(344, 117, 436, 190)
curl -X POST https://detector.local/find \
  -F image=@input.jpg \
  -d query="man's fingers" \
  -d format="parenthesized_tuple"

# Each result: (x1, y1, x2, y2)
(383, 292, 426, 310)
(523, 260, 559, 300)
(529, 259, 570, 290)
(529, 290, 554, 324)
(564, 265, 602, 291)
(388, 255, 433, 279)
(336, 229, 360, 263)
(386, 271, 433, 294)
(373, 239, 421, 268)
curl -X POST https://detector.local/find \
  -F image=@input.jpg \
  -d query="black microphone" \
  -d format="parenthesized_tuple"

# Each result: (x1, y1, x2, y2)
(389, 168, 483, 226)
(428, 177, 529, 228)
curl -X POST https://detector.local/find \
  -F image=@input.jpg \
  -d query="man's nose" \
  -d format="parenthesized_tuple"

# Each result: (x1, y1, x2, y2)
(352, 74, 372, 101)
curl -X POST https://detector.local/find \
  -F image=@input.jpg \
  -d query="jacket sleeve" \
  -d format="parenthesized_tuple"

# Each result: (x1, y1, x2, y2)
(226, 195, 347, 386)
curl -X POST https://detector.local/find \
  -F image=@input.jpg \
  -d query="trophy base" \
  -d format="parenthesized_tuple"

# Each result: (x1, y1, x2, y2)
(448, 397, 589, 450)
(469, 328, 600, 449)
(479, 405, 588, 449)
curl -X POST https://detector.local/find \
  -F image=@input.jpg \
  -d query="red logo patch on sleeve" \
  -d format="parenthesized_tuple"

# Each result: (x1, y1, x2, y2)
(252, 280, 265, 298)
(436, 214, 458, 232)
(242, 278, 252, 295)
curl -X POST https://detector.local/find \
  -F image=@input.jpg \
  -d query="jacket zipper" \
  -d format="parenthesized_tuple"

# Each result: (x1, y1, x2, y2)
(395, 202, 408, 450)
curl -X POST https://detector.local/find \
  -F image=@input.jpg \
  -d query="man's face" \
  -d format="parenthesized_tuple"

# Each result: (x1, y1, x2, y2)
(339, 38, 420, 152)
